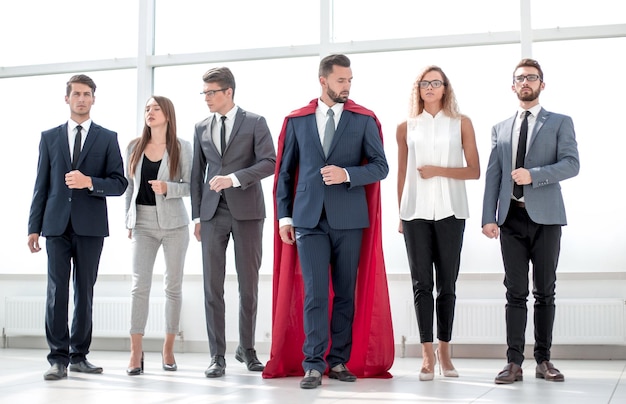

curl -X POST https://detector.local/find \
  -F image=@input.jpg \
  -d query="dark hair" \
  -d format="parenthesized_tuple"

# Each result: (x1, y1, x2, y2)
(202, 67, 236, 98)
(319, 54, 351, 78)
(513, 58, 544, 82)
(66, 74, 96, 96)
(129, 96, 181, 180)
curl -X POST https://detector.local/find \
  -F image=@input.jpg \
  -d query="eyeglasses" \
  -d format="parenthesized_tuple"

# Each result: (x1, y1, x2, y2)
(514, 74, 541, 83)
(417, 80, 445, 89)
(200, 88, 227, 97)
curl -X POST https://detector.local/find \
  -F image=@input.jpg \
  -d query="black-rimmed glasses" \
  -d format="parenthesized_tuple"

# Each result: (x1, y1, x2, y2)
(200, 88, 227, 97)
(417, 80, 445, 89)
(514, 74, 541, 83)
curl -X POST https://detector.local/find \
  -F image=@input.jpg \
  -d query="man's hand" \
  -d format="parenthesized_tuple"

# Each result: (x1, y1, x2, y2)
(194, 223, 202, 242)
(511, 168, 532, 186)
(279, 224, 296, 245)
(482, 223, 499, 239)
(27, 233, 41, 253)
(320, 165, 346, 186)
(65, 170, 92, 189)
(209, 175, 233, 193)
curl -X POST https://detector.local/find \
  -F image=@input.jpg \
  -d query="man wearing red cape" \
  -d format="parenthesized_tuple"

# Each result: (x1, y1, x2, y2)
(263, 54, 394, 387)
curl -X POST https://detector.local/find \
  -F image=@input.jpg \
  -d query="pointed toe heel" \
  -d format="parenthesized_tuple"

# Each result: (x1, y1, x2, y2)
(127, 352, 144, 376)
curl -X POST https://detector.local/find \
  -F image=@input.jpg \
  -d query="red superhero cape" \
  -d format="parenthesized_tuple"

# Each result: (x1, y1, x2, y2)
(262, 99, 394, 379)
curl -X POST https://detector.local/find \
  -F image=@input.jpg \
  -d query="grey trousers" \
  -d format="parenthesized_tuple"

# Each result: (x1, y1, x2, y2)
(130, 205, 189, 335)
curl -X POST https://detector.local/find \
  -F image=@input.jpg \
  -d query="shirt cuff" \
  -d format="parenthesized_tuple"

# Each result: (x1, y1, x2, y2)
(229, 173, 241, 188)
(278, 217, 293, 228)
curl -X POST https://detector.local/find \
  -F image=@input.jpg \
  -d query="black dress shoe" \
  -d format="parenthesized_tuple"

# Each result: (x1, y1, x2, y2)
(300, 369, 322, 389)
(328, 363, 357, 382)
(69, 360, 103, 374)
(235, 346, 265, 371)
(204, 355, 226, 378)
(44, 363, 67, 380)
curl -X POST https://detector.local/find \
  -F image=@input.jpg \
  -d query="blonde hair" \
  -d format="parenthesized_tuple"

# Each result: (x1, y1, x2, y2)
(409, 65, 461, 119)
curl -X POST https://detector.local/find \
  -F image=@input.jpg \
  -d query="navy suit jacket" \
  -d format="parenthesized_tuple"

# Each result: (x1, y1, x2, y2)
(28, 122, 128, 237)
(276, 109, 388, 230)
(482, 108, 579, 226)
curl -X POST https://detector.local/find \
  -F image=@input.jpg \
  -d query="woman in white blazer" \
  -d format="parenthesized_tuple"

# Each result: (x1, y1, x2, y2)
(124, 96, 192, 375)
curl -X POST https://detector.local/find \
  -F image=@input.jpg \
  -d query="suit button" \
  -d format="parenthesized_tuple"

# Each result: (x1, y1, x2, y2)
(68, 197, 72, 202)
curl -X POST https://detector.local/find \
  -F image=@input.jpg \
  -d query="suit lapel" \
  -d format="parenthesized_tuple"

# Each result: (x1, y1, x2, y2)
(77, 123, 98, 169)
(60, 123, 72, 169)
(528, 108, 549, 151)
(307, 114, 325, 158)
(226, 108, 245, 156)
(324, 109, 351, 158)
(157, 150, 169, 180)
(503, 114, 517, 169)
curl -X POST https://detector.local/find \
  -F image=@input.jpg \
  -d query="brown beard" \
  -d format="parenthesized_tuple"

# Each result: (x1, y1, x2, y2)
(327, 88, 348, 103)
(517, 87, 541, 102)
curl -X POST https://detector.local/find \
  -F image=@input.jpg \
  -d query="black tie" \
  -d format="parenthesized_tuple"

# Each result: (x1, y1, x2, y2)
(220, 115, 227, 155)
(323, 109, 335, 157)
(72, 125, 82, 169)
(513, 111, 531, 199)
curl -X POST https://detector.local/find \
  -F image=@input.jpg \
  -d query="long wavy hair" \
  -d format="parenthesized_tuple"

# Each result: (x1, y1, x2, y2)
(129, 95, 181, 180)
(409, 65, 461, 119)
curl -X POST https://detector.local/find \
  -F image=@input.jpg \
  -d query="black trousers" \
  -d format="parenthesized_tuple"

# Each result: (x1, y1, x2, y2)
(500, 203, 561, 366)
(402, 216, 465, 343)
(45, 221, 104, 366)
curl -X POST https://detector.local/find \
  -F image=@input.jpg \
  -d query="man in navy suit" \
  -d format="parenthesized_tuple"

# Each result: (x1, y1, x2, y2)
(482, 59, 579, 384)
(27, 74, 128, 380)
(276, 54, 389, 389)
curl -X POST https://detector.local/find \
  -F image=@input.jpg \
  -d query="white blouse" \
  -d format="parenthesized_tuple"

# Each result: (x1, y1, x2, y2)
(399, 111, 469, 221)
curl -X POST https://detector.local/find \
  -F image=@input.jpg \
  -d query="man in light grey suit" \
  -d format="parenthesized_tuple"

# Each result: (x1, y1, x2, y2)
(191, 67, 276, 378)
(482, 59, 579, 385)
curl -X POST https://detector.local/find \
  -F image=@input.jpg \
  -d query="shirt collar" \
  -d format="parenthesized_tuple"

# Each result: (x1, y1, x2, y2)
(517, 104, 541, 119)
(69, 119, 92, 133)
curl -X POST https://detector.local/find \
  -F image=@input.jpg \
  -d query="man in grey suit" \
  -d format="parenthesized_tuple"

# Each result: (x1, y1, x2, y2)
(191, 67, 276, 378)
(482, 59, 580, 385)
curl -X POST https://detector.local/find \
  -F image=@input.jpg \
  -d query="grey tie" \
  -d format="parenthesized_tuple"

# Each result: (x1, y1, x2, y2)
(323, 109, 335, 157)
(72, 125, 82, 169)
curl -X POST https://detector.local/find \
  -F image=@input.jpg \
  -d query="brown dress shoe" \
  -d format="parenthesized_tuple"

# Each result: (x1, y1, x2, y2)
(535, 360, 564, 381)
(494, 363, 523, 384)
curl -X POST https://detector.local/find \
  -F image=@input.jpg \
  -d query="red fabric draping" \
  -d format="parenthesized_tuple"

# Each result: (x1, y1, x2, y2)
(262, 99, 394, 379)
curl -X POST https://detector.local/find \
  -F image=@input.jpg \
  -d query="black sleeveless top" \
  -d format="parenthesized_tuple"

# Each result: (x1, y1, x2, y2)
(136, 155, 161, 206)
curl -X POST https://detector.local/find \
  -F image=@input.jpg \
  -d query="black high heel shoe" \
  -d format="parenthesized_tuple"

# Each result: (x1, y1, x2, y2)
(162, 352, 177, 371)
(126, 352, 144, 376)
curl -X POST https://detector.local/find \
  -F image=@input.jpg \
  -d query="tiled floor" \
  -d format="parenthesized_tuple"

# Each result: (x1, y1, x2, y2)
(0, 349, 625, 403)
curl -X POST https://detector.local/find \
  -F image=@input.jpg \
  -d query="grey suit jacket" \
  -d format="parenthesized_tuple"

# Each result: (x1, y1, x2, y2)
(125, 139, 192, 229)
(482, 107, 580, 226)
(190, 107, 276, 221)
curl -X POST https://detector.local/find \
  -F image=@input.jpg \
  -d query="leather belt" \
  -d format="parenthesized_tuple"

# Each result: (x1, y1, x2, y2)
(512, 200, 525, 208)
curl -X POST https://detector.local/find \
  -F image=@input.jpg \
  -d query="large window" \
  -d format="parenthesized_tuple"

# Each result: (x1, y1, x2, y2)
(332, 0, 519, 42)
(2, 0, 624, 275)
(154, 0, 320, 54)
(0, 0, 138, 67)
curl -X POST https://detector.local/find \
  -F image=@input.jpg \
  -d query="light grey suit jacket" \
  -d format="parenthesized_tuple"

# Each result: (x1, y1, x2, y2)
(125, 139, 192, 229)
(190, 107, 276, 221)
(482, 108, 580, 226)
